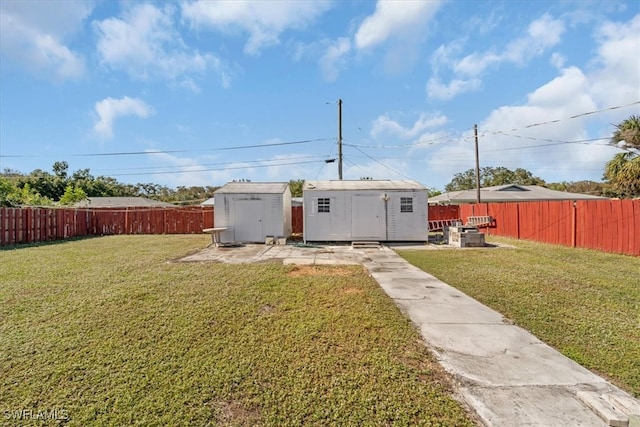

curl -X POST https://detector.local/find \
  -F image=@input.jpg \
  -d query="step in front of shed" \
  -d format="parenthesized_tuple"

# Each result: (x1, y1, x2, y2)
(351, 241, 381, 249)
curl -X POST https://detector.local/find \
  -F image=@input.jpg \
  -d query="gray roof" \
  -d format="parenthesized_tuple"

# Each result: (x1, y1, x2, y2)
(214, 182, 289, 194)
(201, 197, 215, 206)
(304, 180, 427, 191)
(429, 184, 608, 204)
(75, 197, 176, 208)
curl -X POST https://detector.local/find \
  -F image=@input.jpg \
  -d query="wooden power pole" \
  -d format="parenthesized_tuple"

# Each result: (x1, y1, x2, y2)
(474, 124, 481, 204)
(338, 99, 343, 180)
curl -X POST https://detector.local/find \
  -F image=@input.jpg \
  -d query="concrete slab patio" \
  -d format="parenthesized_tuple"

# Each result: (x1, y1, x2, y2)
(179, 243, 639, 426)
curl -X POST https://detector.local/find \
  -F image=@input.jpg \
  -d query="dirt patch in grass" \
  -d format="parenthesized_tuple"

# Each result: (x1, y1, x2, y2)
(286, 265, 357, 277)
(212, 400, 261, 426)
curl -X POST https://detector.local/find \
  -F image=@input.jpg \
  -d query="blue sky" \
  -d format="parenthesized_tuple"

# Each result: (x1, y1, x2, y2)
(1, 0, 639, 192)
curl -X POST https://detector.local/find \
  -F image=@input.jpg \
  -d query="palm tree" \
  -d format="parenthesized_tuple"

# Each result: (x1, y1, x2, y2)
(611, 115, 640, 149)
(604, 116, 640, 197)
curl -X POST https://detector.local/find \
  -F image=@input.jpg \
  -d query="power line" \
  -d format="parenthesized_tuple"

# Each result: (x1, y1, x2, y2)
(347, 145, 415, 180)
(483, 100, 640, 134)
(0, 138, 333, 158)
(343, 132, 459, 149)
(92, 154, 329, 172)
(107, 159, 326, 177)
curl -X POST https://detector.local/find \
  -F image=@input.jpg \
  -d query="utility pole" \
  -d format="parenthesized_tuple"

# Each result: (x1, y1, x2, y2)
(338, 98, 343, 180)
(474, 124, 481, 204)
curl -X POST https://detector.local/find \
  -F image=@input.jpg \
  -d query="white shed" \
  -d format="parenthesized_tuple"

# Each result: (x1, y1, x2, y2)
(303, 180, 428, 242)
(214, 182, 292, 243)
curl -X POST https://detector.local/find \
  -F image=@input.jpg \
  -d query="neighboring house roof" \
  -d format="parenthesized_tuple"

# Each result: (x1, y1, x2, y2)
(201, 197, 215, 206)
(291, 197, 303, 207)
(304, 180, 427, 191)
(75, 197, 176, 208)
(214, 182, 289, 194)
(429, 184, 609, 204)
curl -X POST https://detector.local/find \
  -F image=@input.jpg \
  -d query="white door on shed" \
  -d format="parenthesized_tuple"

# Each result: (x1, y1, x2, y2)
(351, 195, 386, 240)
(234, 199, 263, 242)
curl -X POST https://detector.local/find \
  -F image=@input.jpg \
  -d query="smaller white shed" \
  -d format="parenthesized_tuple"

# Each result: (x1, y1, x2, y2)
(214, 182, 292, 243)
(303, 180, 428, 242)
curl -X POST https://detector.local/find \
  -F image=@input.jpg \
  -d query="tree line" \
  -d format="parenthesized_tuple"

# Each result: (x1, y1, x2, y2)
(0, 161, 221, 207)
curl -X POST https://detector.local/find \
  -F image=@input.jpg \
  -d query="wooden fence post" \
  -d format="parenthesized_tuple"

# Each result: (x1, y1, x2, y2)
(571, 201, 577, 248)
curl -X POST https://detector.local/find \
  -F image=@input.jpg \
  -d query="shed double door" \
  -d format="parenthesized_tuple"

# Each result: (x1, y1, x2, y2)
(234, 200, 263, 242)
(351, 195, 386, 240)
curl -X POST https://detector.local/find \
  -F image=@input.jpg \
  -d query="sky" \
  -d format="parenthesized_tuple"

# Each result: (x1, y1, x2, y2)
(1, 0, 639, 192)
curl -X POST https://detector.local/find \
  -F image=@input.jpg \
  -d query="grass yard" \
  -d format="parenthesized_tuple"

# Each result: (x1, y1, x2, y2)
(0, 235, 475, 426)
(397, 237, 640, 398)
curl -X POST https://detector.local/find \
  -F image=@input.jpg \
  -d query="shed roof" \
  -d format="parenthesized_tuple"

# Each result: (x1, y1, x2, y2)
(303, 180, 426, 191)
(429, 184, 608, 204)
(214, 182, 289, 194)
(74, 197, 176, 208)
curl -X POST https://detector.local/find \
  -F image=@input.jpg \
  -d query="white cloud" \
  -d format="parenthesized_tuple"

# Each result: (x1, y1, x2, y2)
(426, 77, 481, 100)
(429, 13, 566, 100)
(94, 3, 229, 85)
(589, 14, 640, 107)
(94, 96, 154, 139)
(181, 0, 332, 55)
(354, 0, 442, 73)
(426, 15, 640, 186)
(527, 67, 591, 107)
(550, 52, 565, 69)
(354, 1, 441, 50)
(319, 37, 351, 81)
(371, 113, 448, 140)
(0, 1, 90, 80)
(425, 64, 617, 187)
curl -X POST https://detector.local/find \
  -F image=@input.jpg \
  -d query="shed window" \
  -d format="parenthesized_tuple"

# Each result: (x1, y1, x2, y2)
(400, 197, 413, 213)
(317, 198, 330, 213)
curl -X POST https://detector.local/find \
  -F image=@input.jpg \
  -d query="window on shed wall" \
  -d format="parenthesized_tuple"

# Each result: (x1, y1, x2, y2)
(317, 197, 330, 213)
(400, 197, 413, 213)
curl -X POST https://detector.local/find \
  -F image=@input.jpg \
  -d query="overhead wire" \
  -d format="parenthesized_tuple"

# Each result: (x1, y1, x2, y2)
(347, 145, 415, 180)
(482, 100, 640, 134)
(0, 138, 334, 158)
(91, 154, 330, 172)
(108, 159, 327, 177)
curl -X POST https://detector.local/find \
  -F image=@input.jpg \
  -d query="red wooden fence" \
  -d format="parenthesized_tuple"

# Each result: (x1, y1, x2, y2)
(428, 205, 460, 221)
(459, 200, 640, 256)
(3, 202, 638, 256)
(1, 207, 214, 246)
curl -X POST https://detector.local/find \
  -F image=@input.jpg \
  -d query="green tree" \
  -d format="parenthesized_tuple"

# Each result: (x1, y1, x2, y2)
(58, 185, 87, 205)
(604, 152, 640, 198)
(604, 116, 640, 198)
(428, 188, 442, 198)
(546, 180, 607, 196)
(445, 167, 545, 192)
(12, 183, 54, 206)
(52, 161, 69, 179)
(0, 177, 18, 206)
(288, 179, 305, 197)
(611, 115, 640, 149)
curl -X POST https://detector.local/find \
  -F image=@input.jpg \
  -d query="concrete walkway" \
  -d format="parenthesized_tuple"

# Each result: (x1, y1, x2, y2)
(362, 247, 639, 427)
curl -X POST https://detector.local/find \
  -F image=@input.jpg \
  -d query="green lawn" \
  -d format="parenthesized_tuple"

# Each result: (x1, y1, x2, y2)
(397, 237, 640, 398)
(0, 235, 475, 426)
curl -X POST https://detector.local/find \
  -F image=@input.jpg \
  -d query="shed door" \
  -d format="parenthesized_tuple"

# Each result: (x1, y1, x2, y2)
(234, 200, 263, 242)
(351, 195, 386, 240)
